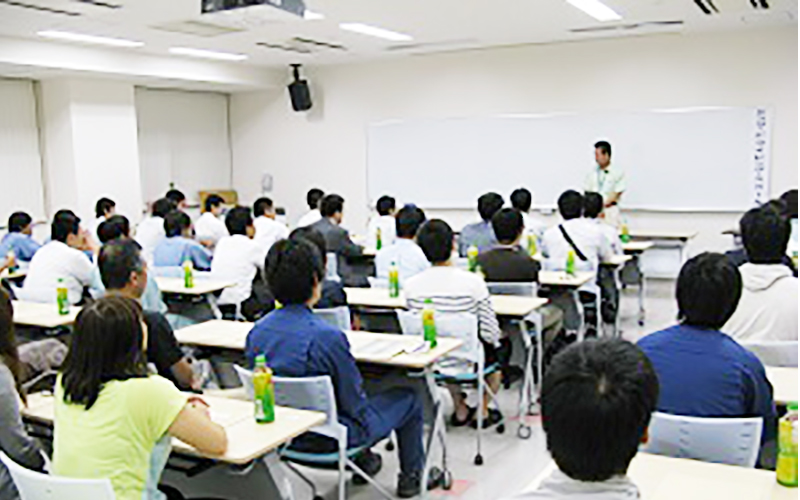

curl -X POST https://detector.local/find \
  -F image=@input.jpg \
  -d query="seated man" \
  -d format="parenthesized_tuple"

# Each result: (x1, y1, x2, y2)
(135, 198, 174, 266)
(504, 338, 659, 499)
(367, 195, 397, 250)
(405, 219, 503, 428)
(253, 197, 289, 258)
(375, 205, 429, 285)
(582, 192, 622, 254)
(165, 188, 188, 210)
(726, 199, 797, 277)
(99, 239, 197, 390)
(153, 210, 212, 271)
(638, 253, 776, 464)
(290, 227, 347, 309)
(724, 205, 798, 341)
(195, 194, 229, 249)
(583, 191, 622, 325)
(91, 197, 116, 245)
(297, 187, 324, 228)
(245, 239, 439, 498)
(309, 194, 365, 285)
(510, 188, 546, 242)
(458, 192, 504, 257)
(0, 211, 41, 263)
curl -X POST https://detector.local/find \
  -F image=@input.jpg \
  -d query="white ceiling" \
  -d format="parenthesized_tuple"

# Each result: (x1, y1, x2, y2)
(0, 0, 796, 69)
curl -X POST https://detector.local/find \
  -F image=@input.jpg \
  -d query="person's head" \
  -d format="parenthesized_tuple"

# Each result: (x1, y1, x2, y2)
(395, 206, 426, 239)
(583, 192, 604, 219)
(51, 209, 83, 248)
(417, 219, 454, 265)
(204, 194, 225, 216)
(320, 194, 345, 224)
(779, 189, 798, 219)
(307, 188, 325, 210)
(8, 212, 33, 235)
(61, 296, 148, 410)
(558, 190, 584, 220)
(225, 206, 255, 238)
(265, 238, 324, 307)
(166, 189, 187, 209)
(0, 288, 26, 403)
(289, 227, 328, 266)
(740, 205, 791, 265)
(163, 210, 192, 238)
(477, 192, 504, 222)
(543, 339, 659, 482)
(376, 196, 396, 217)
(676, 252, 742, 329)
(151, 198, 175, 218)
(510, 188, 532, 213)
(491, 208, 524, 245)
(94, 197, 116, 220)
(595, 140, 612, 169)
(97, 215, 131, 244)
(98, 239, 148, 298)
(253, 197, 275, 219)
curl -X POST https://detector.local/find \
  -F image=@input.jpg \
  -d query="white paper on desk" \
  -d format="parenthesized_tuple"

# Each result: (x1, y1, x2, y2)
(354, 339, 408, 359)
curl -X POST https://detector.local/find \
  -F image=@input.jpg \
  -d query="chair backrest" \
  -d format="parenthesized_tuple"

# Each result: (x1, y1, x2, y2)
(0, 452, 116, 500)
(641, 412, 763, 468)
(325, 252, 338, 279)
(486, 281, 538, 297)
(314, 306, 351, 331)
(367, 277, 389, 289)
(396, 309, 479, 364)
(740, 340, 798, 368)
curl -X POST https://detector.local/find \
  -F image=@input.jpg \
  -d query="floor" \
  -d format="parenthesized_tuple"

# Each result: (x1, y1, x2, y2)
(283, 279, 680, 500)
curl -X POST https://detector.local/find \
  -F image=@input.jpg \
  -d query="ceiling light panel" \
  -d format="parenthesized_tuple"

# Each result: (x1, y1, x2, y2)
(339, 23, 412, 41)
(565, 0, 622, 21)
(37, 30, 143, 47)
(169, 47, 249, 61)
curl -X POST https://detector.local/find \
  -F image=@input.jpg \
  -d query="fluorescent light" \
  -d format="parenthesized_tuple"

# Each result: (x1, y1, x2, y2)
(565, 0, 622, 21)
(304, 10, 324, 20)
(37, 30, 143, 48)
(169, 47, 248, 61)
(339, 23, 412, 42)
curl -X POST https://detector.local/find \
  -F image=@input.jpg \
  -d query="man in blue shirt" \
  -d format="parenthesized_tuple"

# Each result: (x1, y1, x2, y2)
(0, 212, 41, 263)
(153, 210, 212, 272)
(245, 239, 439, 498)
(458, 192, 503, 257)
(637, 252, 776, 464)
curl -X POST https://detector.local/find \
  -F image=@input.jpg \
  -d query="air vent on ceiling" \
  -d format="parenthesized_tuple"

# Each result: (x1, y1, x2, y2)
(570, 20, 684, 33)
(152, 20, 245, 37)
(258, 37, 347, 54)
(0, 0, 80, 16)
(694, 0, 769, 15)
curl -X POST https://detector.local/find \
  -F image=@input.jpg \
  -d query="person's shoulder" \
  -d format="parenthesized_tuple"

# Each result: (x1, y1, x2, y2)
(143, 310, 172, 332)
(637, 325, 677, 348)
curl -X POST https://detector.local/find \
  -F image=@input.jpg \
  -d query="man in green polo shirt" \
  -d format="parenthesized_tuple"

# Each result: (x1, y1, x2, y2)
(584, 140, 626, 227)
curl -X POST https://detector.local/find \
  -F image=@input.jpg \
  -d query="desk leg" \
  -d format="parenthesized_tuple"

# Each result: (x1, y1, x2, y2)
(516, 312, 543, 438)
(574, 290, 585, 342)
(421, 367, 450, 498)
(206, 292, 223, 320)
(636, 255, 645, 327)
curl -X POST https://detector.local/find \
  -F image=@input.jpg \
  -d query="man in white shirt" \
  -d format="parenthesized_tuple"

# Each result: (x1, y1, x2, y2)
(253, 197, 289, 259)
(582, 192, 622, 326)
(375, 206, 429, 284)
(724, 205, 798, 342)
(584, 141, 625, 228)
(504, 339, 658, 500)
(366, 195, 397, 250)
(20, 210, 96, 305)
(135, 198, 174, 266)
(195, 194, 229, 249)
(296, 187, 324, 228)
(510, 188, 546, 242)
(582, 192, 622, 255)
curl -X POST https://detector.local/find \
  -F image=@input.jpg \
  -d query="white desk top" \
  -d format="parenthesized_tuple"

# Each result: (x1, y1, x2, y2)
(622, 241, 655, 253)
(23, 391, 325, 465)
(524, 453, 794, 500)
(604, 254, 633, 266)
(12, 301, 79, 328)
(766, 367, 798, 405)
(155, 277, 235, 296)
(537, 271, 595, 288)
(630, 230, 699, 241)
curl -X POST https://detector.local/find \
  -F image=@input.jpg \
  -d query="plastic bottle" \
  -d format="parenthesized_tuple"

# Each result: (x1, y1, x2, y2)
(467, 245, 479, 272)
(388, 261, 400, 298)
(183, 260, 194, 289)
(6, 250, 17, 275)
(777, 402, 798, 487)
(422, 299, 437, 349)
(527, 234, 538, 257)
(376, 227, 383, 251)
(56, 278, 69, 315)
(620, 220, 631, 244)
(252, 354, 275, 424)
(566, 250, 576, 276)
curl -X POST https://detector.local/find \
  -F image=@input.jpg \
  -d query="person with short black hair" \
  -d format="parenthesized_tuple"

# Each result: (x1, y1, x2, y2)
(477, 208, 539, 282)
(309, 194, 365, 284)
(375, 205, 429, 284)
(245, 239, 440, 498)
(165, 188, 187, 209)
(153, 211, 212, 271)
(0, 211, 41, 262)
(584, 140, 625, 227)
(458, 192, 504, 256)
(638, 253, 776, 463)
(510, 188, 546, 241)
(290, 226, 347, 309)
(195, 194, 229, 249)
(367, 195, 397, 250)
(723, 206, 798, 341)
(135, 198, 175, 265)
(91, 197, 116, 244)
(253, 197, 289, 257)
(297, 187, 325, 227)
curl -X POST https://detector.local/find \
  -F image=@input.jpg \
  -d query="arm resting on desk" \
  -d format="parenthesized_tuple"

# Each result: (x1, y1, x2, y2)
(168, 403, 228, 457)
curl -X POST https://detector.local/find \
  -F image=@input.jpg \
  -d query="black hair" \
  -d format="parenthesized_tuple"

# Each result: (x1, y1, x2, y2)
(98, 239, 144, 290)
(376, 196, 396, 216)
(417, 219, 453, 264)
(395, 206, 426, 239)
(543, 339, 658, 482)
(253, 197, 274, 217)
(152, 198, 175, 218)
(0, 289, 27, 404)
(477, 193, 504, 222)
(7, 212, 32, 233)
(779, 189, 798, 219)
(740, 205, 790, 264)
(289, 227, 327, 266)
(583, 192, 604, 219)
(491, 208, 524, 244)
(95, 198, 116, 219)
(677, 252, 742, 329)
(61, 296, 148, 410)
(204, 194, 224, 213)
(51, 210, 81, 243)
(307, 188, 325, 210)
(265, 238, 324, 305)
(595, 140, 612, 157)
(97, 215, 130, 244)
(510, 188, 532, 212)
(165, 189, 186, 205)
(558, 190, 584, 220)
(320, 194, 345, 218)
(225, 206, 253, 236)
(164, 211, 191, 238)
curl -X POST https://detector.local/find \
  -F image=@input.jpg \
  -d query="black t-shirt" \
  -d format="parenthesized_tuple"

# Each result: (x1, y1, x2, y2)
(477, 246, 540, 283)
(143, 311, 185, 387)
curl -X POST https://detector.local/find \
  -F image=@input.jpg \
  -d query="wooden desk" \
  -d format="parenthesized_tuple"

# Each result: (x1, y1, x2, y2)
(23, 392, 325, 465)
(766, 367, 798, 405)
(155, 277, 235, 320)
(524, 453, 794, 500)
(12, 301, 78, 328)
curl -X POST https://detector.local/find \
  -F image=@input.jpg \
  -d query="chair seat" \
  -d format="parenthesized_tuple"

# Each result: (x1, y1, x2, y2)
(280, 445, 369, 465)
(435, 363, 500, 383)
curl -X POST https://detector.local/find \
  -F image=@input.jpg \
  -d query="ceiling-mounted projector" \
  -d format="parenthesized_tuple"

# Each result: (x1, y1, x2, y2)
(202, 0, 305, 17)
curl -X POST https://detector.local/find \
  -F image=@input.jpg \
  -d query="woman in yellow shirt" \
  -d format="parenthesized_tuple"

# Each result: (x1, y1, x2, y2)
(53, 296, 227, 500)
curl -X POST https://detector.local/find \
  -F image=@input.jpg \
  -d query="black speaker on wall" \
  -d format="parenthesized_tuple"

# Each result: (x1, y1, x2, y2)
(288, 64, 312, 112)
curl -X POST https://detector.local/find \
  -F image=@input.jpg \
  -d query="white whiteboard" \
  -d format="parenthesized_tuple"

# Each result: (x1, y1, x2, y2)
(367, 107, 771, 211)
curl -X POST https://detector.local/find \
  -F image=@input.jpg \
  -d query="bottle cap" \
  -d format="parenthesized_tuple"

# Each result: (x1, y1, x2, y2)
(424, 298, 432, 305)
(255, 354, 266, 366)
(789, 401, 798, 411)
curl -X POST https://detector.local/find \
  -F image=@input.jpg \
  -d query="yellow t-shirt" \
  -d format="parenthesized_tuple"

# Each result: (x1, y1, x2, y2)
(53, 375, 188, 500)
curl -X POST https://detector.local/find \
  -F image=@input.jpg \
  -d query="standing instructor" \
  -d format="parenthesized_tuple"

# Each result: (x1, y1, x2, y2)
(585, 140, 625, 227)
